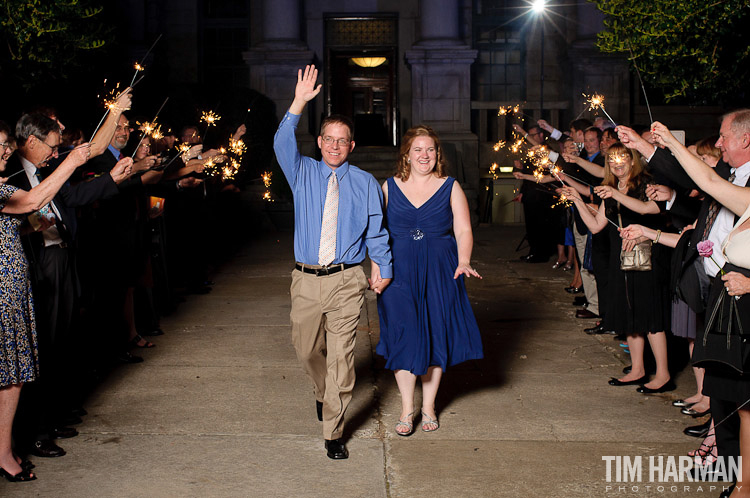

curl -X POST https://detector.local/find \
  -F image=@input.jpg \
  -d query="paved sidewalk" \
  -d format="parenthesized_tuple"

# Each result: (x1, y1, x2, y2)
(2, 225, 723, 497)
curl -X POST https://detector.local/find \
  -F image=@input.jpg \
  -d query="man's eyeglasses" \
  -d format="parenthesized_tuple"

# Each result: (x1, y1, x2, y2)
(33, 135, 59, 154)
(321, 136, 350, 147)
(0, 142, 9, 149)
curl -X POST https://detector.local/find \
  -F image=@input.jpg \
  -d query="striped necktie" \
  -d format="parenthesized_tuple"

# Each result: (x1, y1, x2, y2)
(702, 170, 736, 240)
(318, 172, 339, 266)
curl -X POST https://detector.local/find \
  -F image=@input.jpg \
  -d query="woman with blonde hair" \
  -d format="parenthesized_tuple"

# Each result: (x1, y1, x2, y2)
(562, 143, 672, 393)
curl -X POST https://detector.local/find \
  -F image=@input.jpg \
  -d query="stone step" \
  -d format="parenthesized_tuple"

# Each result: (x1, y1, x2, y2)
(349, 146, 399, 183)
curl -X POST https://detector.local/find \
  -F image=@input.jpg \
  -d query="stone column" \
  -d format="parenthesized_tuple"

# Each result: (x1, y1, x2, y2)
(243, 0, 314, 136)
(418, 0, 461, 46)
(406, 0, 479, 222)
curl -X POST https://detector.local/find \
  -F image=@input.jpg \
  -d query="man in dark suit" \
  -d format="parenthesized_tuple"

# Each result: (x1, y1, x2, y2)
(619, 114, 750, 481)
(9, 107, 132, 458)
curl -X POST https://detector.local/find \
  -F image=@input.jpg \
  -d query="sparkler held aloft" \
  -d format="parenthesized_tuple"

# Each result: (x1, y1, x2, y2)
(89, 87, 133, 147)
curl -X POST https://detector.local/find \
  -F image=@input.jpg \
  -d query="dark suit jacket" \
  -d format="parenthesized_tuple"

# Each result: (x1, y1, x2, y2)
(5, 154, 119, 267)
(649, 149, 749, 311)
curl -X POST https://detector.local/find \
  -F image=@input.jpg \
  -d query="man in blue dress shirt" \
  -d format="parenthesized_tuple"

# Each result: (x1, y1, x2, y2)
(274, 65, 393, 459)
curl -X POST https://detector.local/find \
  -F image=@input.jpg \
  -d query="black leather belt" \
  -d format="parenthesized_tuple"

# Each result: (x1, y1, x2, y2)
(295, 263, 359, 276)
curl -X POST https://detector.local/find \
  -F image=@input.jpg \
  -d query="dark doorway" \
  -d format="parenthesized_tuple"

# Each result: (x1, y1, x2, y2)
(327, 50, 397, 146)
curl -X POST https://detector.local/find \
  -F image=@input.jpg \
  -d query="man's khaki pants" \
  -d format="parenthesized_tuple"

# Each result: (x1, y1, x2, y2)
(290, 264, 368, 440)
(573, 221, 599, 315)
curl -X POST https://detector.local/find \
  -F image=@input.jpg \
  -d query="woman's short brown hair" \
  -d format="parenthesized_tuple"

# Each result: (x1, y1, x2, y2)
(396, 125, 447, 181)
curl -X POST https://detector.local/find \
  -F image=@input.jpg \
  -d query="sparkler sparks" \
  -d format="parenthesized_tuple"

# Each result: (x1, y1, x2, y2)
(262, 171, 274, 201)
(493, 140, 506, 152)
(489, 163, 499, 179)
(200, 110, 221, 127)
(583, 92, 617, 127)
(229, 138, 246, 156)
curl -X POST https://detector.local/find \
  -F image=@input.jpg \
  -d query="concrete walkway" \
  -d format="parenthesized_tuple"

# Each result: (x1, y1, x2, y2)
(3, 225, 725, 497)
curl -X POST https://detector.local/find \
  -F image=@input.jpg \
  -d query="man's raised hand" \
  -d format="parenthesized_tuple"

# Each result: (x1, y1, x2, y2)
(291, 65, 322, 114)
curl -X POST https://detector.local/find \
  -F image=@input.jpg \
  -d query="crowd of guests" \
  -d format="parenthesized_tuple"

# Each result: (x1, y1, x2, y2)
(0, 88, 249, 481)
(514, 110, 750, 497)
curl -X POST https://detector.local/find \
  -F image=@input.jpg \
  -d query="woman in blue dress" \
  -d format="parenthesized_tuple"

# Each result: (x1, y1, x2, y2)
(373, 125, 483, 436)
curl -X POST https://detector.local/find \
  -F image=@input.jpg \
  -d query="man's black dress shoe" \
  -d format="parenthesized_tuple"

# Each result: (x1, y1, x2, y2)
(636, 380, 676, 394)
(519, 254, 533, 261)
(573, 296, 587, 306)
(116, 351, 144, 364)
(564, 286, 583, 294)
(324, 438, 348, 460)
(316, 400, 323, 422)
(609, 375, 648, 386)
(51, 427, 78, 439)
(684, 419, 712, 438)
(142, 328, 164, 337)
(30, 439, 66, 457)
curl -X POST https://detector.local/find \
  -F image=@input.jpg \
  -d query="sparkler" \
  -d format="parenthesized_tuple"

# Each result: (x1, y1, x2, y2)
(89, 82, 124, 142)
(497, 104, 535, 120)
(228, 138, 246, 156)
(583, 93, 617, 128)
(489, 163, 499, 180)
(200, 110, 221, 144)
(262, 171, 273, 201)
(32, 142, 95, 168)
(129, 34, 162, 86)
(627, 41, 653, 125)
(200, 110, 221, 127)
(131, 97, 170, 159)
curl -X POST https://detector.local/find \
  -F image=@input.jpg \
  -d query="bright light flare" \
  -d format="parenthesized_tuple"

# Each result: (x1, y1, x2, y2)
(531, 0, 545, 13)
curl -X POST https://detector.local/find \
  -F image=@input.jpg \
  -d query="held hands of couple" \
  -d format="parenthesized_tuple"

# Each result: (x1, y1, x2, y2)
(368, 260, 391, 294)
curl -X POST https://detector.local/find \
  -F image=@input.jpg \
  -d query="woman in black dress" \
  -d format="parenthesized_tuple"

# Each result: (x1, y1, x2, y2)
(562, 142, 672, 393)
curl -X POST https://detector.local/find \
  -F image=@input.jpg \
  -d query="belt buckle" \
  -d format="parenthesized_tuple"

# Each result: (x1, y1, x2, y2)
(316, 266, 330, 276)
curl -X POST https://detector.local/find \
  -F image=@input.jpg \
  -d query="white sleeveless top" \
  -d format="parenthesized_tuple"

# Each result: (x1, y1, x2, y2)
(722, 204, 750, 270)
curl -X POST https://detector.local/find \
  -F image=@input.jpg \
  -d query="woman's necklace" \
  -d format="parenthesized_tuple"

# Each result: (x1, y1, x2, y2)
(617, 180, 628, 190)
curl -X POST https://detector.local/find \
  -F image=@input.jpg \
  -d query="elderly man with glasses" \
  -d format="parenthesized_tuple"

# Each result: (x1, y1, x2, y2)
(6, 97, 132, 459)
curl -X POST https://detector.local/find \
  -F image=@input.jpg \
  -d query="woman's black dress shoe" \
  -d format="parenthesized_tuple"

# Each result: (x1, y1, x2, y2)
(609, 375, 648, 386)
(636, 380, 676, 394)
(565, 286, 583, 294)
(683, 419, 712, 438)
(0, 466, 36, 482)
